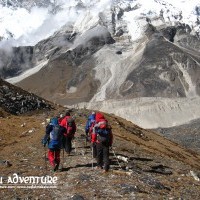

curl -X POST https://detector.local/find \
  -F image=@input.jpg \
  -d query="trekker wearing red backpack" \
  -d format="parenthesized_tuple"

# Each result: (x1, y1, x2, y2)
(60, 111, 76, 155)
(91, 112, 113, 172)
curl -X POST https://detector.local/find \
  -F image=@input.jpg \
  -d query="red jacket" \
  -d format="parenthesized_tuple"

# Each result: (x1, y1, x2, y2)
(60, 116, 76, 137)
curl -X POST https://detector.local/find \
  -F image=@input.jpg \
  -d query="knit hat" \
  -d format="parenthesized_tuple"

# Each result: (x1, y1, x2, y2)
(65, 111, 71, 116)
(95, 112, 105, 122)
(51, 117, 58, 126)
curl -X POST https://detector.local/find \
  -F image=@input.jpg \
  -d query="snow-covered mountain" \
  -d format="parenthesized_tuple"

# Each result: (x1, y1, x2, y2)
(0, 0, 199, 45)
(0, 0, 200, 129)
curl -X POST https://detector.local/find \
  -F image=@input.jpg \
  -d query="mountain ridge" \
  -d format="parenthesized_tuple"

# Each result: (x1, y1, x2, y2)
(1, 0, 200, 129)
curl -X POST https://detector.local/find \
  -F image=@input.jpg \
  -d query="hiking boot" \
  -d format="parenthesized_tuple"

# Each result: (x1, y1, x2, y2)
(102, 169, 109, 173)
(4, 160, 12, 167)
(66, 152, 71, 156)
(52, 163, 59, 172)
(55, 164, 59, 171)
(58, 165, 63, 172)
(96, 166, 103, 170)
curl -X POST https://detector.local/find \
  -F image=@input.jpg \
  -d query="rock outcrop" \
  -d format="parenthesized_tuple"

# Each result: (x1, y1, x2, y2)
(0, 78, 53, 115)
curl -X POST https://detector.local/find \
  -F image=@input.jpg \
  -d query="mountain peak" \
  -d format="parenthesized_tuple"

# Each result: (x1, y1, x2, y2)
(0, 0, 199, 45)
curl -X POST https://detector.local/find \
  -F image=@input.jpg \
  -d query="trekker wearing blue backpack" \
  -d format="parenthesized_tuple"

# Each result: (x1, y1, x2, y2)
(85, 111, 96, 141)
(42, 117, 66, 172)
(85, 112, 97, 158)
(91, 112, 113, 172)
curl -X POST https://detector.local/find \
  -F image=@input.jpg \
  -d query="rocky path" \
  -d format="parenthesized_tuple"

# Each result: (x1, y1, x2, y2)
(47, 130, 137, 199)
(46, 126, 200, 200)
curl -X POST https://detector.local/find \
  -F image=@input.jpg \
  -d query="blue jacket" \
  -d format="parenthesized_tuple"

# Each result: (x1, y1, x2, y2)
(85, 114, 96, 134)
(42, 117, 66, 149)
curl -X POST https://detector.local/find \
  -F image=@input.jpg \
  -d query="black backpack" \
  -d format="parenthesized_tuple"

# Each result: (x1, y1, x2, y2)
(66, 117, 75, 136)
(96, 121, 111, 144)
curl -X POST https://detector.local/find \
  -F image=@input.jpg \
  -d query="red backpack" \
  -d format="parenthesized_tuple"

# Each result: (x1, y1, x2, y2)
(95, 112, 111, 143)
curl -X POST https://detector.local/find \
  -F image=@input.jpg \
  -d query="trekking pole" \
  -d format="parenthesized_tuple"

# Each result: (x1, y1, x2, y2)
(61, 148, 64, 170)
(92, 145, 94, 170)
(111, 148, 122, 170)
(54, 150, 56, 171)
(84, 136, 87, 154)
(85, 135, 87, 147)
(73, 138, 77, 154)
(44, 146, 48, 174)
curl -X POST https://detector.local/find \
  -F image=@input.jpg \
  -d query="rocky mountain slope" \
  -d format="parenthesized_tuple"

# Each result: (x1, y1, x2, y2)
(0, 0, 200, 129)
(0, 79, 200, 199)
(155, 118, 200, 154)
(3, 10, 200, 102)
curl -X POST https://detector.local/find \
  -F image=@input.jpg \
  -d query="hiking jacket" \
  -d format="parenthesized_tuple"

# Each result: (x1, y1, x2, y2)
(60, 116, 76, 138)
(43, 123, 66, 149)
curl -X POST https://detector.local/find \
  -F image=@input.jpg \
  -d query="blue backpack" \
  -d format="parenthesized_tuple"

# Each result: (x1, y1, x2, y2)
(48, 118, 62, 149)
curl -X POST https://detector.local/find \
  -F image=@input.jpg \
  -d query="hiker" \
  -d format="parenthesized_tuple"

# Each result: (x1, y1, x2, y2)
(85, 111, 96, 141)
(60, 111, 76, 155)
(91, 112, 113, 172)
(85, 111, 97, 158)
(42, 117, 66, 171)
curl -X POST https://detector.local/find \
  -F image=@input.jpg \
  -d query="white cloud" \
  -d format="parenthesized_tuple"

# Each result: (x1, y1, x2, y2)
(0, 3, 81, 47)
(0, 0, 199, 47)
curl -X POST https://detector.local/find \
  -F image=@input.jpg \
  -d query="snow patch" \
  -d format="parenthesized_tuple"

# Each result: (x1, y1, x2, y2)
(91, 43, 145, 101)
(6, 60, 48, 84)
(66, 86, 77, 93)
(174, 60, 197, 97)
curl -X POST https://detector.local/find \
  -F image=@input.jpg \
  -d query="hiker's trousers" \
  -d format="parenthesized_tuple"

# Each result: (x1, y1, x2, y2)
(92, 143, 97, 158)
(48, 149, 60, 167)
(96, 142, 110, 171)
(63, 136, 72, 154)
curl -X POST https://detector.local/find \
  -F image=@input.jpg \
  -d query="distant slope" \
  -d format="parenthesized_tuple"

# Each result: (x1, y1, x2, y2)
(155, 118, 200, 154)
(105, 113, 200, 169)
